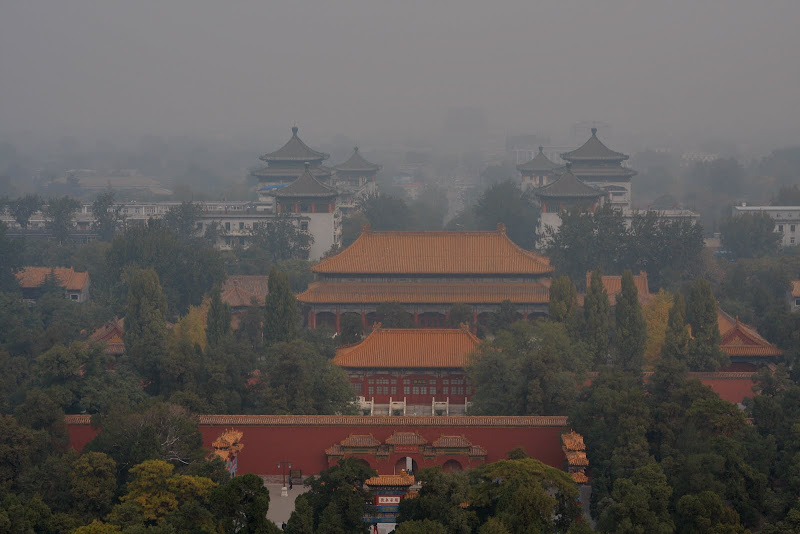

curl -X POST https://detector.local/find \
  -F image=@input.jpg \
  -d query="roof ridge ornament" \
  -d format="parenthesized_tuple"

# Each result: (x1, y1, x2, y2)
(496, 222, 506, 233)
(292, 126, 299, 136)
(591, 127, 597, 136)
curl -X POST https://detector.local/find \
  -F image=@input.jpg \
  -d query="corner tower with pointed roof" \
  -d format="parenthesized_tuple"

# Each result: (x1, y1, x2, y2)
(561, 128, 636, 209)
(517, 146, 564, 190)
(333, 146, 381, 213)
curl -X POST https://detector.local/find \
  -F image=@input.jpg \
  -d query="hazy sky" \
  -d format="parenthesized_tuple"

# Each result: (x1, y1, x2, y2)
(2, 1, 799, 149)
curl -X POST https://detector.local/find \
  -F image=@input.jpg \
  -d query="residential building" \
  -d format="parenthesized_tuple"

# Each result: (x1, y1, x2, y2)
(731, 205, 800, 247)
(791, 281, 800, 312)
(16, 266, 90, 302)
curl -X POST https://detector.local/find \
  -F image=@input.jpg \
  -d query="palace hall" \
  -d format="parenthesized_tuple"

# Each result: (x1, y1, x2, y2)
(297, 225, 554, 331)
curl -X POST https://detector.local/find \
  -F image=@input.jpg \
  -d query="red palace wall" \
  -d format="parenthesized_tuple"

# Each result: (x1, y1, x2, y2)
(64, 415, 568, 477)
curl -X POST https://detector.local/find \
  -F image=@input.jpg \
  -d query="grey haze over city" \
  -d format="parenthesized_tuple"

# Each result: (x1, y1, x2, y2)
(2, 0, 800, 154)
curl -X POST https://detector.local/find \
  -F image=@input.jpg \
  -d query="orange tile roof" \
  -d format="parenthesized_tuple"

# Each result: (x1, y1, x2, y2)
(365, 473, 415, 487)
(16, 267, 89, 291)
(583, 271, 651, 306)
(469, 445, 488, 457)
(333, 328, 480, 369)
(89, 318, 125, 355)
(312, 227, 553, 275)
(385, 432, 427, 446)
(65, 414, 569, 427)
(571, 470, 589, 484)
(717, 309, 782, 358)
(564, 450, 589, 467)
(221, 275, 269, 307)
(561, 431, 586, 451)
(432, 435, 472, 448)
(298, 280, 551, 305)
(791, 280, 800, 298)
(340, 434, 381, 447)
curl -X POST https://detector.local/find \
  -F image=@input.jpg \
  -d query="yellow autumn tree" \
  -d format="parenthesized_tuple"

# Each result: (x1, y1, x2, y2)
(172, 301, 209, 350)
(642, 290, 673, 369)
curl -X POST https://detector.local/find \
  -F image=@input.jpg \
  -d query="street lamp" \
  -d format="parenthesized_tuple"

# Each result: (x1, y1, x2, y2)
(277, 461, 292, 497)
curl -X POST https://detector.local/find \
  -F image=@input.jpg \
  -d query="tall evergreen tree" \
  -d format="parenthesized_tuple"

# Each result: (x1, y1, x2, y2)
(584, 269, 610, 368)
(686, 278, 727, 371)
(549, 275, 581, 339)
(614, 270, 647, 372)
(263, 267, 298, 346)
(661, 292, 690, 362)
(123, 268, 168, 394)
(206, 285, 231, 347)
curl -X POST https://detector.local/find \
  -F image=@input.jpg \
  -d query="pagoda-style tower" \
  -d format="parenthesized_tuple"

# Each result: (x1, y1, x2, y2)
(333, 146, 381, 213)
(270, 163, 340, 258)
(517, 146, 563, 191)
(560, 128, 636, 210)
(252, 126, 332, 188)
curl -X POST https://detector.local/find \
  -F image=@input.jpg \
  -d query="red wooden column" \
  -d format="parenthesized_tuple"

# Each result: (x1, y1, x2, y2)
(361, 312, 367, 330)
(335, 311, 341, 333)
(413, 312, 419, 326)
(309, 310, 316, 328)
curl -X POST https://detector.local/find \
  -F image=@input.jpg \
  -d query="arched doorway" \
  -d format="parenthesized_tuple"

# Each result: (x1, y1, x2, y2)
(394, 457, 418, 475)
(442, 459, 463, 473)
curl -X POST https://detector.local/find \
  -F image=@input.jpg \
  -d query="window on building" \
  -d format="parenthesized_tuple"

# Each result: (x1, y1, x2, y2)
(792, 225, 796, 232)
(239, 222, 245, 230)
(391, 387, 396, 395)
(403, 379, 410, 385)
(404, 386, 410, 394)
(368, 379, 375, 384)
(792, 237, 796, 244)
(71, 294, 78, 301)
(353, 383, 362, 394)
(443, 387, 449, 395)
(420, 387, 427, 395)
(778, 224, 784, 232)
(300, 221, 309, 231)
(225, 222, 231, 231)
(368, 387, 374, 395)
(196, 222, 203, 230)
(442, 379, 449, 385)
(430, 387, 436, 395)
(429, 379, 437, 385)
(796, 299, 800, 306)
(412, 387, 420, 395)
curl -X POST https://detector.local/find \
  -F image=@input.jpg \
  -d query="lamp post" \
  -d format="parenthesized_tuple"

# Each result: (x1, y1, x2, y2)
(277, 461, 291, 497)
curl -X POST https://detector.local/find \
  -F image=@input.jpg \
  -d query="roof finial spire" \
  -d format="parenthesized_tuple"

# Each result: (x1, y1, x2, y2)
(292, 126, 299, 136)
(304, 161, 311, 171)
(591, 127, 597, 136)
(353, 146, 359, 153)
(565, 162, 572, 171)
(538, 145, 544, 153)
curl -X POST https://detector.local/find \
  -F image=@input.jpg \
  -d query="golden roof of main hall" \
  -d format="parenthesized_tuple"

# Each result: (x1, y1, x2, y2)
(312, 227, 553, 275)
(333, 328, 480, 369)
(717, 308, 782, 358)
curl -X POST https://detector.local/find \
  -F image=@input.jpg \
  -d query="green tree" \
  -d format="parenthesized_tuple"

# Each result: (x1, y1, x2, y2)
(287, 458, 375, 534)
(447, 303, 474, 329)
(338, 313, 363, 345)
(44, 195, 81, 244)
(9, 193, 43, 228)
(359, 193, 411, 231)
(70, 452, 117, 518)
(676, 491, 747, 534)
(661, 292, 690, 362)
(397, 468, 477, 532)
(263, 266, 298, 346)
(123, 268, 169, 393)
(396, 519, 448, 534)
(597, 463, 674, 534)
(0, 221, 22, 291)
(584, 269, 610, 368)
(164, 201, 203, 243)
(375, 302, 415, 328)
(211, 473, 279, 533)
(249, 215, 314, 261)
(686, 278, 727, 371)
(469, 458, 581, 533)
(206, 285, 231, 347)
(721, 212, 782, 258)
(91, 190, 122, 242)
(614, 270, 647, 372)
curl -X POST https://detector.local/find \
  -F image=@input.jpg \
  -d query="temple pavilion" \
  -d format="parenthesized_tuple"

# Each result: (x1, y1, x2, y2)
(333, 146, 381, 213)
(535, 166, 606, 239)
(717, 309, 782, 371)
(561, 128, 636, 210)
(517, 146, 563, 190)
(252, 126, 333, 191)
(297, 225, 554, 331)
